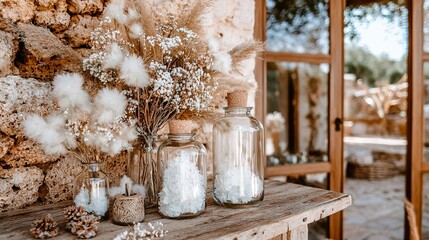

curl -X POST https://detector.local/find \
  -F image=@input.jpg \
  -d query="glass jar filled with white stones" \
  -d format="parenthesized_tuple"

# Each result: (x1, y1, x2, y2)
(157, 120, 207, 218)
(213, 90, 265, 208)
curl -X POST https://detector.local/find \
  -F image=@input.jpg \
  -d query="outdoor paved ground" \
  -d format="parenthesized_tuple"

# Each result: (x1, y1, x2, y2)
(276, 174, 429, 239)
(344, 176, 405, 240)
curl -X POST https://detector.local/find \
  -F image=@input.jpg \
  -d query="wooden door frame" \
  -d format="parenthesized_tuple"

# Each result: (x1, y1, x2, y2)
(328, 1, 345, 239)
(253, 0, 345, 238)
(407, 0, 424, 238)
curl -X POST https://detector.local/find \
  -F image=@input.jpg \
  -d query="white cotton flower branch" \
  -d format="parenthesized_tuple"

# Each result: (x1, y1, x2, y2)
(92, 88, 128, 124)
(22, 114, 70, 155)
(103, 0, 128, 24)
(129, 23, 144, 39)
(120, 55, 151, 88)
(23, 82, 137, 161)
(53, 73, 91, 113)
(102, 43, 124, 69)
(213, 51, 232, 75)
(108, 175, 146, 197)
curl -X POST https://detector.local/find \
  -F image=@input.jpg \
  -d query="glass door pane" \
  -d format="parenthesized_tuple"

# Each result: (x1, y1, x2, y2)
(423, 62, 429, 161)
(343, 1, 408, 239)
(266, 0, 330, 54)
(423, 0, 429, 52)
(423, 174, 429, 238)
(266, 62, 329, 167)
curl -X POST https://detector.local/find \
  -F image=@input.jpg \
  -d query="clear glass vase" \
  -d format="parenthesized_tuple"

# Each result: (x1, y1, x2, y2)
(127, 135, 160, 207)
(74, 163, 110, 218)
(157, 132, 207, 219)
(212, 107, 265, 208)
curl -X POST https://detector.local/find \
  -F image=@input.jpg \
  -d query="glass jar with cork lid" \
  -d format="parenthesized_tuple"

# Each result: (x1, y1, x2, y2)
(157, 120, 207, 218)
(212, 90, 265, 208)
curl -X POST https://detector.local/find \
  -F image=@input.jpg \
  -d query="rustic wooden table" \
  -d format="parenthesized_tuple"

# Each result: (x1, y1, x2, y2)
(0, 180, 352, 240)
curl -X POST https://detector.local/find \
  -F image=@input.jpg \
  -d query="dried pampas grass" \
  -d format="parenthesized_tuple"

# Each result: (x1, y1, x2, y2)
(177, 0, 213, 35)
(229, 40, 265, 70)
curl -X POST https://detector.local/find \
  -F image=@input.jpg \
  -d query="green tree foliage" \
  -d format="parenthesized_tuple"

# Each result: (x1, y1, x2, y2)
(344, 46, 407, 86)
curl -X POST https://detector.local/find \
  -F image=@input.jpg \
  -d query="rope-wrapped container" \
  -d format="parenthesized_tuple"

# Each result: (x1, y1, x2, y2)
(112, 194, 145, 225)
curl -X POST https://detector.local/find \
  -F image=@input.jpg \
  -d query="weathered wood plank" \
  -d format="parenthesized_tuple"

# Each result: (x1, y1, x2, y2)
(0, 180, 352, 240)
(287, 225, 308, 240)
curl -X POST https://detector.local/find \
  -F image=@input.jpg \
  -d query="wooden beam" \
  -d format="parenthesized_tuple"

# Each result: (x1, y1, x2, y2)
(265, 162, 331, 177)
(422, 52, 429, 61)
(406, 0, 424, 239)
(254, 0, 266, 124)
(253, 0, 267, 171)
(346, 0, 393, 8)
(264, 52, 331, 64)
(328, 0, 345, 239)
(421, 162, 429, 172)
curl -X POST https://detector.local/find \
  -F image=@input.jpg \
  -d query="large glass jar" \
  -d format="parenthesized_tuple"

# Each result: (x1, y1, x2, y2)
(212, 91, 265, 208)
(127, 135, 161, 207)
(74, 163, 110, 218)
(157, 120, 207, 219)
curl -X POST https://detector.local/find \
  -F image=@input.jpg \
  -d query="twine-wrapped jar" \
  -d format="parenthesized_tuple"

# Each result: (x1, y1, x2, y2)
(112, 194, 145, 225)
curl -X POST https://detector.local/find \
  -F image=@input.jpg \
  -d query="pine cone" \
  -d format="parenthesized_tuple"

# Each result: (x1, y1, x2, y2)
(70, 214, 100, 239)
(64, 205, 88, 230)
(30, 214, 59, 239)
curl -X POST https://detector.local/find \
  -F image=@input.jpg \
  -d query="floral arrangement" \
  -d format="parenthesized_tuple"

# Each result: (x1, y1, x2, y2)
(83, 0, 263, 137)
(265, 111, 285, 133)
(22, 0, 263, 208)
(78, 0, 263, 203)
(22, 72, 137, 163)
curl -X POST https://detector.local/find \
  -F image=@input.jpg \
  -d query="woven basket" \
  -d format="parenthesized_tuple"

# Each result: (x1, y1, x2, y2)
(346, 161, 400, 180)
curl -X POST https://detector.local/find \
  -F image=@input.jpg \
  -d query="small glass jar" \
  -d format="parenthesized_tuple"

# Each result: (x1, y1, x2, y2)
(74, 163, 110, 218)
(212, 91, 265, 208)
(157, 120, 207, 219)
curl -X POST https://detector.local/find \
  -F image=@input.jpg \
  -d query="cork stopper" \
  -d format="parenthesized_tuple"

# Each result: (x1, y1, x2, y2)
(169, 120, 193, 134)
(227, 90, 248, 107)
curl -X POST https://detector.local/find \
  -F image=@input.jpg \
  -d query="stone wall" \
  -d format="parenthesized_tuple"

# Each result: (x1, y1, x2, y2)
(0, 0, 256, 212)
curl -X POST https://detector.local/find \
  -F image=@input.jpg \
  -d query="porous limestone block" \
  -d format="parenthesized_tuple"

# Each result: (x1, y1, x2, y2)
(62, 15, 100, 48)
(206, 0, 257, 107)
(15, 23, 82, 80)
(0, 167, 44, 212)
(73, 47, 92, 58)
(0, 0, 36, 23)
(0, 30, 19, 77)
(0, 76, 55, 137)
(2, 139, 58, 168)
(67, 0, 104, 15)
(103, 153, 127, 186)
(208, 0, 254, 51)
(44, 156, 83, 202)
(0, 134, 14, 159)
(34, 9, 70, 32)
(35, 0, 59, 9)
